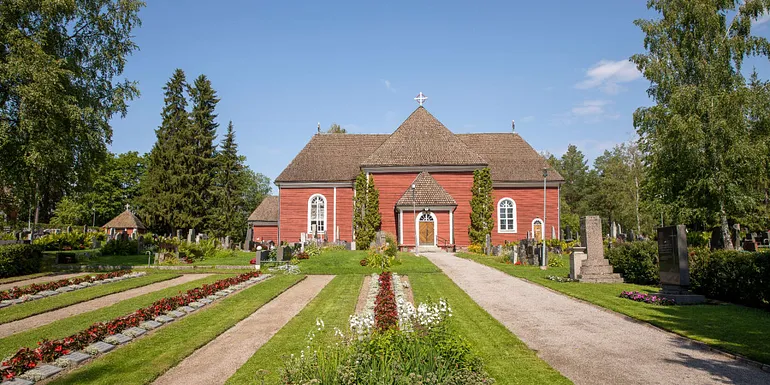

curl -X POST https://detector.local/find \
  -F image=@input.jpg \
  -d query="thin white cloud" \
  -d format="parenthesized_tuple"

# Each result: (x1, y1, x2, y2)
(381, 79, 396, 93)
(571, 100, 611, 116)
(575, 59, 641, 94)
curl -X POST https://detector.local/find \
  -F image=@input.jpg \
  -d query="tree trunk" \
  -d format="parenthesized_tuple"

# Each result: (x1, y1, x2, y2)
(720, 200, 734, 250)
(635, 175, 641, 234)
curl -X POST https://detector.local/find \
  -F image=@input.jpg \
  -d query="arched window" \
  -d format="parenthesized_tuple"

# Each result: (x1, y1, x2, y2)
(308, 194, 326, 233)
(498, 198, 517, 233)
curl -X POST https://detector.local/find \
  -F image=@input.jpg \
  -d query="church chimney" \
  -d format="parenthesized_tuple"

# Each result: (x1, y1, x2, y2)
(511, 120, 516, 133)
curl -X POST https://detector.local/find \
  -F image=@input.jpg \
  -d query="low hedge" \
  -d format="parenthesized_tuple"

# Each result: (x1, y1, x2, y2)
(605, 241, 659, 285)
(0, 244, 43, 278)
(690, 250, 769, 309)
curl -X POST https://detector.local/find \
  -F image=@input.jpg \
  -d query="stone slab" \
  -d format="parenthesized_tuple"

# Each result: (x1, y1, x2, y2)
(28, 294, 43, 300)
(86, 341, 114, 354)
(198, 298, 212, 304)
(38, 290, 59, 297)
(167, 310, 185, 318)
(0, 302, 9, 308)
(28, 364, 62, 379)
(56, 286, 73, 293)
(657, 292, 706, 305)
(140, 320, 163, 330)
(188, 301, 205, 308)
(207, 295, 221, 300)
(61, 351, 91, 365)
(178, 306, 195, 313)
(580, 215, 604, 260)
(215, 291, 229, 296)
(155, 315, 174, 323)
(124, 326, 147, 337)
(105, 333, 132, 344)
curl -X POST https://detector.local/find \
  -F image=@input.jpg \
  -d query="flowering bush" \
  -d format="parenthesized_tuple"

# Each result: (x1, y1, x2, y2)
(620, 291, 675, 306)
(0, 271, 262, 380)
(282, 299, 493, 384)
(467, 244, 483, 254)
(0, 270, 134, 301)
(374, 272, 398, 331)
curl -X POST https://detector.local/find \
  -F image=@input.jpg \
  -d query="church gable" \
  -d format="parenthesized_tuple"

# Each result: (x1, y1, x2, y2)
(361, 107, 487, 168)
(396, 171, 457, 207)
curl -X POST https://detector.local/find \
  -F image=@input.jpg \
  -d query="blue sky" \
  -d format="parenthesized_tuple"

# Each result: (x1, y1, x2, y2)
(109, 1, 770, 184)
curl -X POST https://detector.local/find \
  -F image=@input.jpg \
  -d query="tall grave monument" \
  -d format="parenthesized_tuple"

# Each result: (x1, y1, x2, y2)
(576, 216, 623, 283)
(656, 225, 705, 304)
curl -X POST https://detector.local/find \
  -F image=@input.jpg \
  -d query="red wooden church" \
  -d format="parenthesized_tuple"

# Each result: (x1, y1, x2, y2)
(250, 100, 563, 250)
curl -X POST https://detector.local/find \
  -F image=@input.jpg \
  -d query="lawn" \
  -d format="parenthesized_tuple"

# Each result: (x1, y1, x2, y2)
(0, 274, 225, 358)
(192, 250, 253, 266)
(410, 272, 571, 385)
(50, 274, 305, 385)
(0, 272, 180, 324)
(86, 253, 151, 266)
(226, 274, 362, 384)
(458, 252, 770, 365)
(296, 250, 441, 275)
(0, 272, 52, 285)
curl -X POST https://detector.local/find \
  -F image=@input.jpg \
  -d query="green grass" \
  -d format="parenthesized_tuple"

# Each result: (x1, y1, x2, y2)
(457, 252, 770, 365)
(0, 273, 180, 324)
(410, 273, 571, 385)
(226, 275, 363, 384)
(296, 250, 441, 275)
(0, 273, 52, 285)
(87, 254, 151, 266)
(49, 274, 305, 385)
(0, 274, 225, 358)
(193, 251, 254, 266)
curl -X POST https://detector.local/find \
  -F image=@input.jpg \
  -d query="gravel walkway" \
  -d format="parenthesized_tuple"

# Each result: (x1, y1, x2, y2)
(0, 274, 212, 338)
(0, 273, 95, 291)
(424, 251, 770, 385)
(153, 275, 335, 385)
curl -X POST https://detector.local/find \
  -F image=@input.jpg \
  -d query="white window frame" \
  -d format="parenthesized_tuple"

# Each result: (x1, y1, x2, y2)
(497, 197, 517, 234)
(307, 194, 327, 234)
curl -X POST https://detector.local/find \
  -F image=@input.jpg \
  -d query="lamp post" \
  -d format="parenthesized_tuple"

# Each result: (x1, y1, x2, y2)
(542, 167, 548, 268)
(412, 184, 418, 255)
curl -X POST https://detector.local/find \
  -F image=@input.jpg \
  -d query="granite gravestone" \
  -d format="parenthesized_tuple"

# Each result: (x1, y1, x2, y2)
(656, 225, 705, 304)
(576, 216, 623, 283)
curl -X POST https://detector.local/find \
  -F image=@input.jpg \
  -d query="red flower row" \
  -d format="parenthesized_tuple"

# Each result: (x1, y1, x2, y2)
(0, 271, 262, 380)
(374, 272, 398, 331)
(0, 270, 134, 301)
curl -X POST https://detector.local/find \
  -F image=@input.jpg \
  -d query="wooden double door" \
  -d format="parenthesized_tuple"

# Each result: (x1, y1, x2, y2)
(418, 212, 435, 246)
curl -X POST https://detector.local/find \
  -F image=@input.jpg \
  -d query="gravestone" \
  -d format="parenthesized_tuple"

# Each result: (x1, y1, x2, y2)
(124, 326, 147, 337)
(484, 233, 492, 255)
(569, 247, 587, 279)
(30, 364, 62, 379)
(564, 225, 572, 241)
(709, 228, 724, 250)
(155, 315, 174, 323)
(177, 229, 183, 240)
(731, 224, 741, 250)
(656, 225, 705, 304)
(106, 333, 131, 344)
(66, 226, 72, 233)
(61, 351, 91, 365)
(577, 216, 623, 283)
(86, 341, 114, 354)
(83, 225, 88, 234)
(187, 229, 195, 244)
(5, 378, 34, 385)
(91, 236, 101, 249)
(140, 320, 163, 330)
(628, 229, 635, 242)
(244, 228, 253, 251)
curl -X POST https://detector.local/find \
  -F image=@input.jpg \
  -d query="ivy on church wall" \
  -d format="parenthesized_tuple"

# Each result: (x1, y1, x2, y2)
(468, 168, 494, 245)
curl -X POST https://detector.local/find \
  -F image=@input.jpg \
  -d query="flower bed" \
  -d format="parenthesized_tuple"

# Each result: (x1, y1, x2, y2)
(0, 270, 142, 305)
(545, 275, 577, 283)
(1, 271, 268, 381)
(620, 291, 675, 306)
(374, 272, 398, 331)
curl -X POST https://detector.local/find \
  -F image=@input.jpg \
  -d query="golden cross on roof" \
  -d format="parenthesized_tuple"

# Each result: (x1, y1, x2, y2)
(414, 92, 428, 106)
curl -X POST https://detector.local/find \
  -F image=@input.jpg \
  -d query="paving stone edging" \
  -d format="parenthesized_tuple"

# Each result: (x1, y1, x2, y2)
(5, 274, 275, 385)
(513, 274, 770, 374)
(0, 272, 147, 309)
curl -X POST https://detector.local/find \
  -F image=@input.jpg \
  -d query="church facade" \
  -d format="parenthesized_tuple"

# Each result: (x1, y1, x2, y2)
(250, 103, 563, 249)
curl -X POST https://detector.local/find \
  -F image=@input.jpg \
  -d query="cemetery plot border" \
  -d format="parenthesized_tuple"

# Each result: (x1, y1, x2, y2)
(0, 272, 272, 383)
(0, 271, 146, 308)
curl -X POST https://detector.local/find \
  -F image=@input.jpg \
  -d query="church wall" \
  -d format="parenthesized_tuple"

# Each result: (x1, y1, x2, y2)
(370, 172, 420, 240)
(431, 172, 475, 247)
(279, 187, 351, 243)
(252, 224, 278, 243)
(492, 187, 560, 244)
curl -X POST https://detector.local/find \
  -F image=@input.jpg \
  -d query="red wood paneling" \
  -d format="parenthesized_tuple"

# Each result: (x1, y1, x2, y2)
(253, 225, 278, 243)
(492, 187, 559, 244)
(431, 173, 474, 246)
(279, 187, 347, 243)
(335, 187, 354, 242)
(370, 173, 419, 241)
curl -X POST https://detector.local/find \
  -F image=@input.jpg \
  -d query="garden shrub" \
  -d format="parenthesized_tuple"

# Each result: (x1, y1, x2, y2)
(100, 239, 139, 256)
(305, 242, 322, 258)
(605, 240, 659, 285)
(322, 244, 346, 253)
(548, 253, 566, 268)
(32, 231, 95, 251)
(686, 231, 711, 248)
(467, 244, 482, 254)
(690, 250, 769, 309)
(0, 244, 42, 278)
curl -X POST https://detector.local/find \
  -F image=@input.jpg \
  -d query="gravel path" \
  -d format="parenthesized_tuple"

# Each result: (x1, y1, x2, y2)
(354, 275, 372, 314)
(424, 251, 770, 385)
(153, 275, 335, 385)
(0, 274, 212, 338)
(0, 273, 95, 291)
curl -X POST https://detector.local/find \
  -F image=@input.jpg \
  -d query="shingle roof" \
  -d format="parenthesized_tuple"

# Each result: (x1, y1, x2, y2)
(248, 196, 279, 222)
(103, 210, 146, 230)
(457, 133, 564, 182)
(275, 134, 389, 183)
(361, 107, 487, 167)
(396, 172, 457, 207)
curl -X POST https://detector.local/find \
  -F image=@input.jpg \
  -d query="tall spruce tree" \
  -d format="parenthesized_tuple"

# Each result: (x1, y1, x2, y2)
(210, 122, 246, 241)
(140, 69, 189, 234)
(184, 75, 220, 232)
(469, 168, 494, 245)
